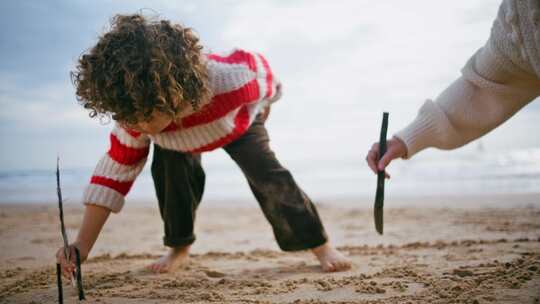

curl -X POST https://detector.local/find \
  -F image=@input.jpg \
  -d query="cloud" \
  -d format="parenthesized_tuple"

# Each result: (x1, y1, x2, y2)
(212, 0, 500, 118)
(0, 73, 94, 132)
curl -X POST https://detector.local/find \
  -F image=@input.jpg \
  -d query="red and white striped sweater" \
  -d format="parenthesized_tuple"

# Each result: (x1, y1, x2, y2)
(83, 49, 280, 212)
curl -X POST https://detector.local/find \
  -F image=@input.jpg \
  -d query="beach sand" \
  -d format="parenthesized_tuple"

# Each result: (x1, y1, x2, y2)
(1, 194, 540, 303)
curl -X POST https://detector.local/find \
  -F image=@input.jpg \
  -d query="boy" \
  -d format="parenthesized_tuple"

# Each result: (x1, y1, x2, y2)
(56, 14, 351, 276)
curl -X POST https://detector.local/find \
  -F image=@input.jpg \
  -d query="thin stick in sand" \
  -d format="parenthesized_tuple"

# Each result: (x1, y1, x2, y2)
(56, 157, 86, 302)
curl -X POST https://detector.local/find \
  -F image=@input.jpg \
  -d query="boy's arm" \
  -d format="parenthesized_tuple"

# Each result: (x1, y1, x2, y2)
(56, 204, 110, 278)
(56, 124, 150, 277)
(82, 124, 150, 212)
(75, 204, 110, 255)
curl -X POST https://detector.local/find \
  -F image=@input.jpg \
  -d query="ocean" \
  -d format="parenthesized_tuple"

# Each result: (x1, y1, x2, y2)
(1, 147, 539, 207)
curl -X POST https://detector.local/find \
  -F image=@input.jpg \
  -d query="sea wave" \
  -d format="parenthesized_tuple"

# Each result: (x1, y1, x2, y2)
(1, 148, 539, 205)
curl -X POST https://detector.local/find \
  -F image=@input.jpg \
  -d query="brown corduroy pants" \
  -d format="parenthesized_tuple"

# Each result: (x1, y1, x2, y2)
(151, 115, 328, 251)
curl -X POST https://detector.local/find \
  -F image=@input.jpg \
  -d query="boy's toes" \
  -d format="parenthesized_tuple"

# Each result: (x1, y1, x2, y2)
(323, 258, 351, 272)
(148, 263, 161, 273)
(312, 244, 352, 273)
(322, 262, 336, 272)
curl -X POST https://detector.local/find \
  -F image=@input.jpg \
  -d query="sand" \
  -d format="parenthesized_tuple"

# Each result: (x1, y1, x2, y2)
(1, 194, 539, 303)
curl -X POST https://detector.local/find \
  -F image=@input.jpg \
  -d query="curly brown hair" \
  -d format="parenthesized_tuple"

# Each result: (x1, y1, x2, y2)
(71, 14, 211, 124)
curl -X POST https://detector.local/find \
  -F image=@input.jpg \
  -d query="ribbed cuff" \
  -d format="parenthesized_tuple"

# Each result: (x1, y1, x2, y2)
(394, 100, 447, 159)
(82, 184, 125, 213)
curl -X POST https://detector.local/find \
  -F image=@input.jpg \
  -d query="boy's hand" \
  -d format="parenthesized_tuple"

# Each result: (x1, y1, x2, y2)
(366, 137, 408, 179)
(260, 105, 271, 122)
(269, 83, 282, 103)
(260, 82, 281, 123)
(55, 243, 88, 280)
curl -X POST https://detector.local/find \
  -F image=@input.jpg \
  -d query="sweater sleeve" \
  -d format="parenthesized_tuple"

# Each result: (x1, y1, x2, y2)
(254, 52, 282, 104)
(82, 124, 150, 213)
(394, 9, 540, 159)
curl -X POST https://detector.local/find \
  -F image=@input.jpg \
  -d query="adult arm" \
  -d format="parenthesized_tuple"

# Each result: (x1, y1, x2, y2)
(395, 44, 540, 159)
(394, 6, 540, 159)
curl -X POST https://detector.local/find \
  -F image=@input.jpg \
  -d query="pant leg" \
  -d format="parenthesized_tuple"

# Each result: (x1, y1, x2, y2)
(223, 116, 328, 251)
(151, 144, 205, 247)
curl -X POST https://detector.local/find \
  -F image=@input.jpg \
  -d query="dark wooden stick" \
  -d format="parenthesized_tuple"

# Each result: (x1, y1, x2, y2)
(56, 158, 68, 303)
(57, 158, 69, 259)
(75, 248, 85, 300)
(374, 112, 389, 234)
(56, 263, 63, 304)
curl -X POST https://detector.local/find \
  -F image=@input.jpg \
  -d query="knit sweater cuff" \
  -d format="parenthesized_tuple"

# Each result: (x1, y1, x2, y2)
(394, 100, 452, 159)
(82, 184, 125, 213)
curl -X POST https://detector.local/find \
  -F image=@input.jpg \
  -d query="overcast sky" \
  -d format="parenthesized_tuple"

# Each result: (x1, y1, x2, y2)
(1, 0, 538, 172)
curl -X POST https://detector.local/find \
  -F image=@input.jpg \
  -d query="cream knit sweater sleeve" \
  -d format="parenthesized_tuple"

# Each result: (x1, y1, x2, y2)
(394, 0, 540, 159)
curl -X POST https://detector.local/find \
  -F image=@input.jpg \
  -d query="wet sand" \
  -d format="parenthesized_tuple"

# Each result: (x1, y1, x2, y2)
(1, 194, 539, 303)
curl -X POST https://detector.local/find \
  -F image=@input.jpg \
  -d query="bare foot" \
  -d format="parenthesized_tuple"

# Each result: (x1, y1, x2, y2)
(147, 245, 190, 273)
(311, 243, 352, 272)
